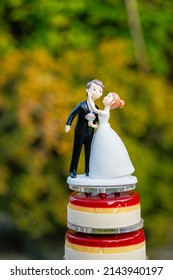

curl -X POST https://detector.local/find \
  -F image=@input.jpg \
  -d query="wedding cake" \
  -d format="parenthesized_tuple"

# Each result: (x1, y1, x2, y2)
(64, 175, 146, 260)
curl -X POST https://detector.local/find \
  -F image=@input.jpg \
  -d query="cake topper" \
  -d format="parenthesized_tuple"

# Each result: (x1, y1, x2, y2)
(65, 79, 104, 178)
(88, 91, 135, 179)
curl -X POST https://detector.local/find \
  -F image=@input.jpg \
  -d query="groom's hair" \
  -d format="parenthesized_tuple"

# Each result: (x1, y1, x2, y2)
(86, 79, 105, 90)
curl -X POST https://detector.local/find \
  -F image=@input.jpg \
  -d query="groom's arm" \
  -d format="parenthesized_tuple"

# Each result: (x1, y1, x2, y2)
(65, 102, 82, 133)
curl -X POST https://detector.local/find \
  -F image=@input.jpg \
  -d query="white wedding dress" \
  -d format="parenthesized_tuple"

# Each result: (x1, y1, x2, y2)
(89, 111, 135, 179)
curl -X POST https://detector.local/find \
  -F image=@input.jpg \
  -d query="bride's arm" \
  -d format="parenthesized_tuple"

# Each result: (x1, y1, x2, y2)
(88, 94, 102, 115)
(88, 122, 98, 129)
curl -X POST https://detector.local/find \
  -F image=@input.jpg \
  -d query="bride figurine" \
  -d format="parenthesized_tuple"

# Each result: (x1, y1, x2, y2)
(88, 92, 135, 179)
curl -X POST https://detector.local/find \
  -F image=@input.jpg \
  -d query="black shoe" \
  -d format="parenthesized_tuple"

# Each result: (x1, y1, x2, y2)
(85, 172, 89, 177)
(70, 171, 77, 178)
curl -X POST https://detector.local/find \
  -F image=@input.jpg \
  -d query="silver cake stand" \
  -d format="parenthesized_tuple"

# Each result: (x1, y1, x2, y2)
(67, 219, 144, 234)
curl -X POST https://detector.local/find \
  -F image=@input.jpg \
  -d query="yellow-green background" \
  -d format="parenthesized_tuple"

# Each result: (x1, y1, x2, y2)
(0, 0, 173, 259)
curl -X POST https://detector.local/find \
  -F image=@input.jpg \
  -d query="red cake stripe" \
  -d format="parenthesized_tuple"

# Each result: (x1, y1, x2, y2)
(66, 229, 145, 248)
(69, 191, 140, 208)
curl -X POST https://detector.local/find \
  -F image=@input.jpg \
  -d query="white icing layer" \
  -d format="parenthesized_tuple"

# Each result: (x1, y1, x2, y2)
(67, 205, 141, 229)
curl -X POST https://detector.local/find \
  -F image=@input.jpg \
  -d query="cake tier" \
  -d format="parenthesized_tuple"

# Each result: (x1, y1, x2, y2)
(68, 191, 141, 231)
(65, 229, 146, 260)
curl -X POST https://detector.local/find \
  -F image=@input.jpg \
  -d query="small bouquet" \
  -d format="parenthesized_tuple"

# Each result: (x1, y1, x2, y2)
(85, 112, 96, 127)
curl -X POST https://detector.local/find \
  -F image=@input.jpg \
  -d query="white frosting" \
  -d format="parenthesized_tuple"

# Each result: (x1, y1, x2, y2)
(65, 244, 146, 260)
(67, 206, 141, 229)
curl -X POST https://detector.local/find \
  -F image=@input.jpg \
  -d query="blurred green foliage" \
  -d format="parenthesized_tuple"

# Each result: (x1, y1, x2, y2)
(0, 0, 173, 257)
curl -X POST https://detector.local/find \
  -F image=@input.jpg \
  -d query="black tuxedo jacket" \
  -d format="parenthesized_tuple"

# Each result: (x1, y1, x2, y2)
(66, 100, 98, 133)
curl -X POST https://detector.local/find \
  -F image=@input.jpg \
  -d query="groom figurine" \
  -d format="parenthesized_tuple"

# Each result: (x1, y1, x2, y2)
(65, 79, 104, 178)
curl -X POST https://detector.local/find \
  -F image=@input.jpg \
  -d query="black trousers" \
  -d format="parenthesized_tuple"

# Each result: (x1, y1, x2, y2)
(69, 130, 94, 174)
